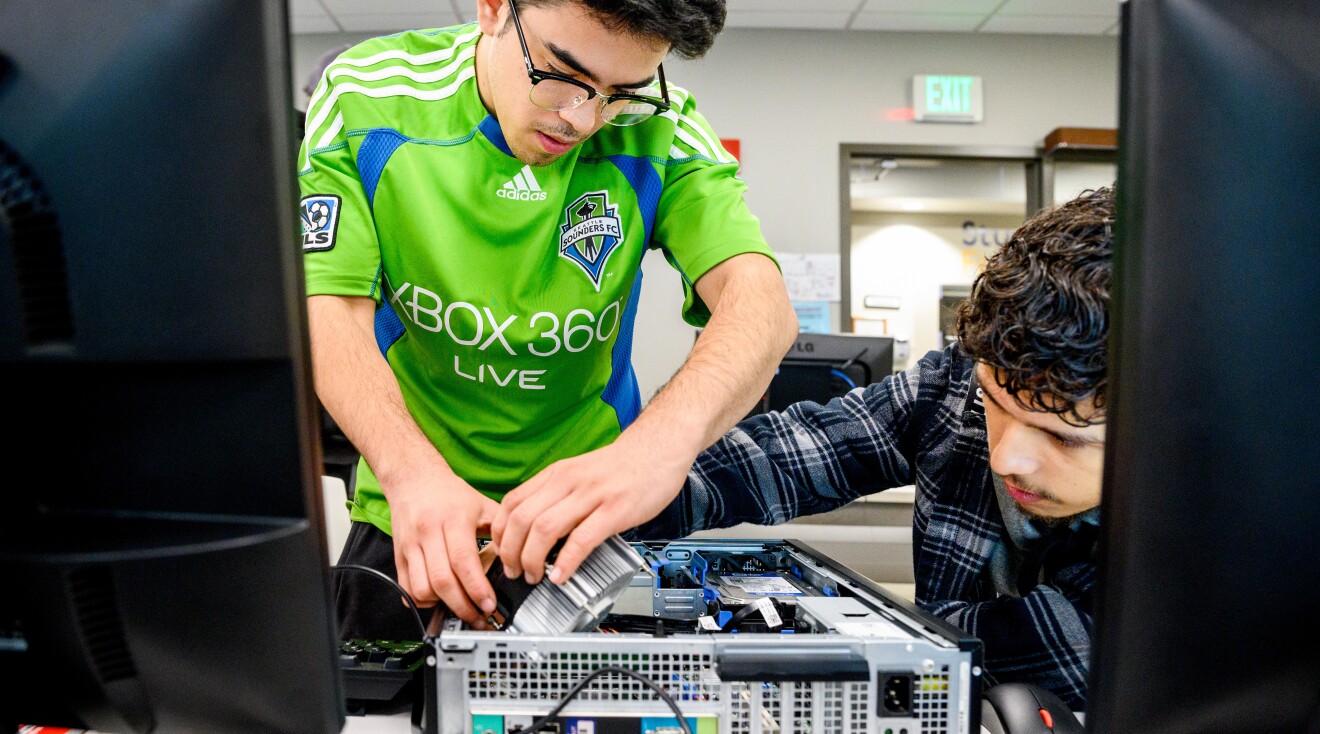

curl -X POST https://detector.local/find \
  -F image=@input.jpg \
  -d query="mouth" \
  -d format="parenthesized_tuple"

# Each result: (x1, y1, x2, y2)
(1004, 482, 1045, 505)
(535, 130, 576, 155)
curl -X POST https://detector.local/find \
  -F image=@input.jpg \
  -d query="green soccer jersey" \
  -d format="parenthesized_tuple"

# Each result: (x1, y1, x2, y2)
(298, 25, 773, 535)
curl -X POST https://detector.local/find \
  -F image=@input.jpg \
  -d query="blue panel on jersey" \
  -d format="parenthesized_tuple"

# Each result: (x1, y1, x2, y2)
(357, 129, 409, 208)
(596, 154, 660, 430)
(374, 300, 406, 359)
(601, 270, 643, 429)
(477, 115, 514, 158)
(607, 155, 662, 246)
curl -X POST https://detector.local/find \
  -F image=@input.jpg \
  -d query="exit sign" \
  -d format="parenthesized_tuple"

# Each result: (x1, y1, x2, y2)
(913, 75, 983, 123)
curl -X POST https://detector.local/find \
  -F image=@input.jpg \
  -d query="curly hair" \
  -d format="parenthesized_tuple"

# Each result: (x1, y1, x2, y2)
(514, 0, 726, 59)
(955, 186, 1114, 426)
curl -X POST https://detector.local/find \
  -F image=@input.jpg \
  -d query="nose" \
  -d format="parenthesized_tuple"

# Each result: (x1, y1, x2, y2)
(558, 100, 598, 134)
(990, 422, 1043, 479)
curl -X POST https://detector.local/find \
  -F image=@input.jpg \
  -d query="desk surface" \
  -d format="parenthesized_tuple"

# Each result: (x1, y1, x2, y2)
(344, 712, 415, 733)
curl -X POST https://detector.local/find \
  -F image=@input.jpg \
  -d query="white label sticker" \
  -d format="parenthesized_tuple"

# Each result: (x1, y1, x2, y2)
(753, 597, 783, 628)
(721, 573, 804, 596)
(698, 615, 721, 631)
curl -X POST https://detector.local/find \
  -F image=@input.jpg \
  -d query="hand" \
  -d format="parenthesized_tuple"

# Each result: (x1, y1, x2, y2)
(491, 435, 691, 585)
(387, 476, 501, 628)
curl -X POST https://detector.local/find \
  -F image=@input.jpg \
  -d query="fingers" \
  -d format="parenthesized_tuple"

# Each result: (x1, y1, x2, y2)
(497, 476, 573, 580)
(397, 543, 438, 606)
(490, 470, 544, 548)
(447, 529, 497, 619)
(397, 523, 489, 627)
(546, 511, 617, 585)
(475, 494, 501, 537)
(423, 532, 486, 627)
(519, 494, 596, 584)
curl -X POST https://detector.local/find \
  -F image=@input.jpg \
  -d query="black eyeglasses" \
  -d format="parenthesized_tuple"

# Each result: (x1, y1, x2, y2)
(506, 0, 671, 126)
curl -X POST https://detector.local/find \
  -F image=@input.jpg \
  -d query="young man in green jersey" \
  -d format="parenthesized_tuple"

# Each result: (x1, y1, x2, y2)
(299, 0, 796, 637)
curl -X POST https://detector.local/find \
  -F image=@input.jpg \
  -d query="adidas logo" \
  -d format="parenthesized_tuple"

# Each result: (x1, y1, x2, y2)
(496, 165, 548, 201)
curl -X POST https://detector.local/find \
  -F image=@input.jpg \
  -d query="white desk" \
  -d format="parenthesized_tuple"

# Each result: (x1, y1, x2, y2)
(343, 711, 415, 733)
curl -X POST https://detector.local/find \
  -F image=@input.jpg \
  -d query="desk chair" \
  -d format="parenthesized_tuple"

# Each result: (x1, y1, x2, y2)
(321, 475, 352, 564)
(319, 404, 359, 564)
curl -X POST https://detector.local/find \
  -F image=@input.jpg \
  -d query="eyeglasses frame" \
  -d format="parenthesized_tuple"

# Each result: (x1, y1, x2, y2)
(505, 0, 672, 124)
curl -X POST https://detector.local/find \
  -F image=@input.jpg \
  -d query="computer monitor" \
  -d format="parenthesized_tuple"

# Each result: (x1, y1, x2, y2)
(766, 332, 894, 412)
(0, 2, 344, 733)
(1091, 0, 1320, 730)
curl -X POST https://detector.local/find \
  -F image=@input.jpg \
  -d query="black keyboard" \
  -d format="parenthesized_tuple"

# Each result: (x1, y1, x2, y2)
(338, 638, 426, 702)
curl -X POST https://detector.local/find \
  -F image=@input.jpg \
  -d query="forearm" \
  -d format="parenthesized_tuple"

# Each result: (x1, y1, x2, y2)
(625, 451, 776, 539)
(489, 258, 792, 582)
(621, 254, 796, 462)
(632, 352, 942, 540)
(631, 398, 886, 538)
(307, 295, 457, 492)
(920, 574, 1094, 709)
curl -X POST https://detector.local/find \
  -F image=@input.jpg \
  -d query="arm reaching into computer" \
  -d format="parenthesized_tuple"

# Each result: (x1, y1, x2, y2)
(628, 350, 944, 540)
(627, 345, 1101, 712)
(307, 294, 499, 627)
(492, 253, 797, 584)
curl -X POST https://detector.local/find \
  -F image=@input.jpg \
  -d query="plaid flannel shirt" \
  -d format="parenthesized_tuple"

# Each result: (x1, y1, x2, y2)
(630, 345, 1097, 709)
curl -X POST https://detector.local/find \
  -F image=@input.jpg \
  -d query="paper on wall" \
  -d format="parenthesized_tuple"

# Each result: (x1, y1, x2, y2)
(781, 253, 841, 302)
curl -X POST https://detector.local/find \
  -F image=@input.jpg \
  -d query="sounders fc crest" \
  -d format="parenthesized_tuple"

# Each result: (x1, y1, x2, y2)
(559, 190, 623, 291)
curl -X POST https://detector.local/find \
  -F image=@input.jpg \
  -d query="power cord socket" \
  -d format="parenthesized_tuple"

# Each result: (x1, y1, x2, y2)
(878, 671, 913, 716)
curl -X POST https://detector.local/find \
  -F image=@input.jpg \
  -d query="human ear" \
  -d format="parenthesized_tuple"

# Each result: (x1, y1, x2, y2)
(475, 0, 507, 37)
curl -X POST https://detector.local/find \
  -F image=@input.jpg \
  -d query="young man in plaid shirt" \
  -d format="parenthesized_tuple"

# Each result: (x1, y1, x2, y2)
(626, 187, 1115, 709)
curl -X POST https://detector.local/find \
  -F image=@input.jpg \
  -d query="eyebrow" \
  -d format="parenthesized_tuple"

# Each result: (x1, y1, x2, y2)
(979, 383, 1105, 447)
(546, 42, 657, 92)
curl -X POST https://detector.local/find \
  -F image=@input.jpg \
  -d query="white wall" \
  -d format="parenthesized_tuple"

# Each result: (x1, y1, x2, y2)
(292, 33, 376, 111)
(291, 27, 1119, 400)
(851, 211, 1020, 369)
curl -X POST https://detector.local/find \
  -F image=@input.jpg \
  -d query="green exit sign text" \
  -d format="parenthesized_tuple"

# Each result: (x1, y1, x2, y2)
(913, 75, 983, 123)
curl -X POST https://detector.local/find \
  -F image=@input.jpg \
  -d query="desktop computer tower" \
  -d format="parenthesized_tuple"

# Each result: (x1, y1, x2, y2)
(423, 540, 981, 734)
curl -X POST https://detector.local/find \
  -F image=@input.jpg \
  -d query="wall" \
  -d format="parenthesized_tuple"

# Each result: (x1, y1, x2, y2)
(851, 211, 1021, 369)
(292, 32, 376, 110)
(291, 27, 1119, 400)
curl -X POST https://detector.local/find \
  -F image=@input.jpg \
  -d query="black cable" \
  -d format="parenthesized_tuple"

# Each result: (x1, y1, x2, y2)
(837, 347, 872, 386)
(521, 665, 694, 734)
(330, 563, 428, 641)
(721, 597, 780, 631)
(599, 614, 698, 635)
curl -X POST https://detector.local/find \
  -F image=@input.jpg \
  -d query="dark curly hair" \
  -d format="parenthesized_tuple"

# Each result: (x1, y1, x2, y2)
(513, 0, 726, 59)
(955, 186, 1114, 426)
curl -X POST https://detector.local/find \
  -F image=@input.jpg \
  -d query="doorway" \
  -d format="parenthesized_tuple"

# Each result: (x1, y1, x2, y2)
(839, 145, 1039, 372)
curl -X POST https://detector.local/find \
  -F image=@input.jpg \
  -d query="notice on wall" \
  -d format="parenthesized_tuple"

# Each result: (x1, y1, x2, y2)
(792, 301, 832, 334)
(781, 253, 841, 301)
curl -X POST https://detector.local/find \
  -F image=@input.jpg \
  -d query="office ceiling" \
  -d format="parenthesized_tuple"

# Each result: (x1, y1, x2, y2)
(290, 0, 1122, 37)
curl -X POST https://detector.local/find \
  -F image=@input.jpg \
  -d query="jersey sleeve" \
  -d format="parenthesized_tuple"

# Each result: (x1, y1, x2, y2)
(651, 91, 776, 326)
(297, 62, 383, 300)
